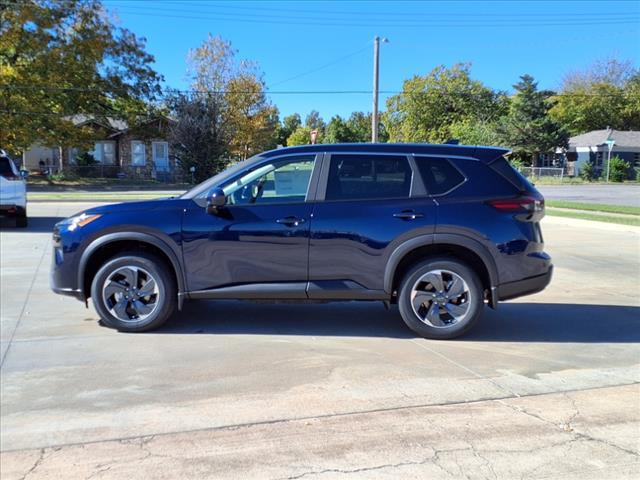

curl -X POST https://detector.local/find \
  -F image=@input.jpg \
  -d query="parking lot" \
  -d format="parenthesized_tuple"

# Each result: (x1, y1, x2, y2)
(1, 202, 639, 479)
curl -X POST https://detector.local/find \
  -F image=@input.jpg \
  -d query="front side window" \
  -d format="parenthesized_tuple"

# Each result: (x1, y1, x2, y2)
(415, 157, 465, 195)
(222, 155, 315, 205)
(325, 154, 412, 201)
(131, 141, 146, 166)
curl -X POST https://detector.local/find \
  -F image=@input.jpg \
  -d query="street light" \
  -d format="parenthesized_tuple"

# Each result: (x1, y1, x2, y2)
(371, 36, 389, 143)
(605, 139, 615, 182)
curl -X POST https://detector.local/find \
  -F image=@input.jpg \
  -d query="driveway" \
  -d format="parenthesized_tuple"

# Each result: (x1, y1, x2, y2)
(538, 184, 640, 206)
(1, 203, 639, 479)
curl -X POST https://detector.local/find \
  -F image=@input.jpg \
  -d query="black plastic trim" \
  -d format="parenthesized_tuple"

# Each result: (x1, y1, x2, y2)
(188, 282, 308, 300)
(497, 266, 553, 301)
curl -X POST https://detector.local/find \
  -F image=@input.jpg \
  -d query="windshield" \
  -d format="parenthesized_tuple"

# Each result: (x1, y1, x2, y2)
(180, 155, 265, 199)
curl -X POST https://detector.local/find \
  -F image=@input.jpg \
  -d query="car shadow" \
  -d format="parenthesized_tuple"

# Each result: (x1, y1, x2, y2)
(159, 300, 639, 343)
(0, 216, 64, 232)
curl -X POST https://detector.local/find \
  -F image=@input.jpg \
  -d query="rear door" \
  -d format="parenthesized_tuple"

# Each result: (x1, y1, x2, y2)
(308, 153, 437, 296)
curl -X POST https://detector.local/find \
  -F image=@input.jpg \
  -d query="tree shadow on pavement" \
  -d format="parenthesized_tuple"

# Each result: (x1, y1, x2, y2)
(163, 300, 639, 343)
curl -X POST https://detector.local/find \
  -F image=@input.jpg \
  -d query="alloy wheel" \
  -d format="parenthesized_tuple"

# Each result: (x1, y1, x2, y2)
(102, 266, 160, 323)
(410, 269, 472, 328)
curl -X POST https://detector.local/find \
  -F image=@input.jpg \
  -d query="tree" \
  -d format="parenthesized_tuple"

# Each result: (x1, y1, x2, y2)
(324, 115, 354, 143)
(449, 119, 501, 146)
(166, 91, 229, 183)
(186, 34, 277, 160)
(384, 63, 506, 143)
(549, 57, 640, 135)
(287, 126, 323, 146)
(305, 110, 326, 131)
(499, 75, 568, 165)
(275, 113, 301, 146)
(0, 0, 162, 154)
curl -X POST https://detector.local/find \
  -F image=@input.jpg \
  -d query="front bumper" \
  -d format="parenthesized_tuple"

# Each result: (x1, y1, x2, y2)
(497, 266, 553, 301)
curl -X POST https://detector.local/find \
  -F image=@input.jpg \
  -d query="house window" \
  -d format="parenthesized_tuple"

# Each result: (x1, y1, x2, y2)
(634, 153, 640, 168)
(131, 141, 146, 166)
(92, 141, 116, 164)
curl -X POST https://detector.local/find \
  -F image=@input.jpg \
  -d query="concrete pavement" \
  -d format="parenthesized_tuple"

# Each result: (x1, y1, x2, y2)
(1, 203, 639, 479)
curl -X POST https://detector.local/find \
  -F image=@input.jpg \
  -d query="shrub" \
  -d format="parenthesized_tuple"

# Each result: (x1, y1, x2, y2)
(75, 152, 97, 166)
(579, 160, 599, 181)
(608, 156, 631, 182)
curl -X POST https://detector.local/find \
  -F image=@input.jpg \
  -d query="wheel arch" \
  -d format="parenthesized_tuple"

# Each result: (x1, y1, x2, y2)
(79, 232, 186, 304)
(384, 234, 499, 307)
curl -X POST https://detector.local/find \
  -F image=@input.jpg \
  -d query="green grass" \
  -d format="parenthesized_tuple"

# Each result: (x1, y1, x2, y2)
(546, 201, 640, 216)
(546, 209, 640, 226)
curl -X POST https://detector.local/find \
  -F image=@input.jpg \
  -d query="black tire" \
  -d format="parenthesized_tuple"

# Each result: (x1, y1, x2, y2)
(15, 207, 27, 228)
(91, 251, 177, 332)
(398, 257, 483, 340)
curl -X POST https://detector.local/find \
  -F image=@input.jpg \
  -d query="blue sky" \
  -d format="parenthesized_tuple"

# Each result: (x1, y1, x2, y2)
(103, 0, 640, 120)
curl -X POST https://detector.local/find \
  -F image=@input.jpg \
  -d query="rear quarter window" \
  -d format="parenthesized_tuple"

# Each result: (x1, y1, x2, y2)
(0, 156, 17, 178)
(489, 157, 533, 192)
(414, 157, 465, 195)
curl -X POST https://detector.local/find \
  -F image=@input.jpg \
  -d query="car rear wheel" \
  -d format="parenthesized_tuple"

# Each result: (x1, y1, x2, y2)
(91, 252, 176, 332)
(398, 257, 483, 340)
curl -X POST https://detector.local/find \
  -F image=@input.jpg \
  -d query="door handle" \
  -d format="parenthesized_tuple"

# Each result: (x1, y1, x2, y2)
(393, 210, 424, 220)
(276, 216, 306, 227)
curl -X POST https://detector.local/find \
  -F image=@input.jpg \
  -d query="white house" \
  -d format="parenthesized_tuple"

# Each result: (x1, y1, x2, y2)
(565, 129, 640, 177)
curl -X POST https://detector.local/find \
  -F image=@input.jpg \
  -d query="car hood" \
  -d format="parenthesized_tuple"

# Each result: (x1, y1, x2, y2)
(82, 197, 180, 215)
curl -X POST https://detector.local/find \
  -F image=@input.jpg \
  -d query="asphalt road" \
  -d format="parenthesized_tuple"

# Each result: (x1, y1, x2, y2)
(538, 184, 640, 207)
(1, 203, 639, 479)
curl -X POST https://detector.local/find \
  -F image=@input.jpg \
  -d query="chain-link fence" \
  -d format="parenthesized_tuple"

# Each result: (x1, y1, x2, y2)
(518, 167, 565, 181)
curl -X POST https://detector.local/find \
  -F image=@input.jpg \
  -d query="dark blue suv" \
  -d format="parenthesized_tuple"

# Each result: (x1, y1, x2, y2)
(51, 143, 552, 339)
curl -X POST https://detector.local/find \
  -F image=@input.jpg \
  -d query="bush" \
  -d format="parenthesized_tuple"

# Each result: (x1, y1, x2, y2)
(608, 156, 631, 182)
(49, 171, 79, 182)
(579, 160, 599, 181)
(509, 158, 526, 171)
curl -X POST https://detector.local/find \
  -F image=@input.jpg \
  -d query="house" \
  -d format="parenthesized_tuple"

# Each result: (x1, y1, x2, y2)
(563, 129, 640, 177)
(23, 115, 177, 179)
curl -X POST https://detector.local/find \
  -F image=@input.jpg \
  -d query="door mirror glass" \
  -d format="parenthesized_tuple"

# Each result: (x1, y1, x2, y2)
(206, 187, 226, 214)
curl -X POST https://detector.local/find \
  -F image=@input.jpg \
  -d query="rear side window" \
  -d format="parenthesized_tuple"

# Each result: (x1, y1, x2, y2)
(0, 156, 17, 179)
(325, 155, 412, 201)
(415, 157, 465, 195)
(489, 157, 532, 192)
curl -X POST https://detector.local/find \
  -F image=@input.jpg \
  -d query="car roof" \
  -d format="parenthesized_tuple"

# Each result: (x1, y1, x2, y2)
(260, 143, 510, 163)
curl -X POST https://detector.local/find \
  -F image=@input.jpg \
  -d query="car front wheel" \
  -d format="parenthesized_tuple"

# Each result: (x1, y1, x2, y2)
(91, 252, 176, 332)
(398, 257, 483, 340)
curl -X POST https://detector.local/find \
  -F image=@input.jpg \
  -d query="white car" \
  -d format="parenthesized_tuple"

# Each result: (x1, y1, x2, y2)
(0, 154, 27, 227)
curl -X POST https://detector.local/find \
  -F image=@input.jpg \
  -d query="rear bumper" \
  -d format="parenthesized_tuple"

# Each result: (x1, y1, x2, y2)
(497, 266, 553, 301)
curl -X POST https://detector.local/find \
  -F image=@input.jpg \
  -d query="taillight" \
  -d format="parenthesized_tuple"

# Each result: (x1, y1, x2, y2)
(1, 173, 20, 181)
(488, 195, 544, 213)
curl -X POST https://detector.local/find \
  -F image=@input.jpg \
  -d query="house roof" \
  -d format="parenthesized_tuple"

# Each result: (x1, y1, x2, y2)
(66, 114, 129, 131)
(569, 129, 640, 148)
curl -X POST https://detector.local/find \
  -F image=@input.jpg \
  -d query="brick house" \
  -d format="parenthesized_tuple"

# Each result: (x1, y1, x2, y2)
(23, 115, 178, 180)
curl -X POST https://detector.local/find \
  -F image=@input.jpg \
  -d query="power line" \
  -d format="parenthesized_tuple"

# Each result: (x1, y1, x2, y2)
(105, 0, 640, 19)
(106, 8, 640, 28)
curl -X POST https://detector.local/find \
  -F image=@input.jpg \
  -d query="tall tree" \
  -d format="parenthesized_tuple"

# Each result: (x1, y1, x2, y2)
(171, 34, 277, 173)
(384, 63, 506, 143)
(304, 110, 325, 131)
(549, 57, 640, 135)
(500, 75, 568, 165)
(0, 0, 162, 154)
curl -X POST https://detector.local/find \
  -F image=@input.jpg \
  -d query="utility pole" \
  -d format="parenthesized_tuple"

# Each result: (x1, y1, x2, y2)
(371, 36, 388, 143)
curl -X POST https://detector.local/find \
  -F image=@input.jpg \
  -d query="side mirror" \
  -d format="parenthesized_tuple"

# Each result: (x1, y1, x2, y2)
(206, 187, 226, 214)
(19, 170, 29, 179)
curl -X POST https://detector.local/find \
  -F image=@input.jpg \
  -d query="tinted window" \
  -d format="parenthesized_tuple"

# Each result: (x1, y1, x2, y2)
(0, 156, 17, 178)
(223, 155, 315, 205)
(489, 157, 533, 192)
(325, 155, 412, 201)
(415, 157, 465, 195)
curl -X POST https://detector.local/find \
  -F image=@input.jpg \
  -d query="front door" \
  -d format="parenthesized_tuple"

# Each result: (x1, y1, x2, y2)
(152, 142, 169, 172)
(181, 154, 319, 295)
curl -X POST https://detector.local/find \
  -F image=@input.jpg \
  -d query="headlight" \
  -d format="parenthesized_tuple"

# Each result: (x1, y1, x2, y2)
(59, 213, 102, 231)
